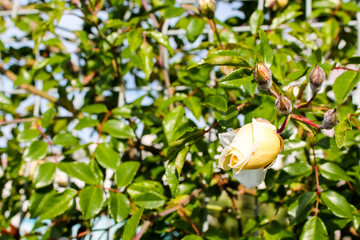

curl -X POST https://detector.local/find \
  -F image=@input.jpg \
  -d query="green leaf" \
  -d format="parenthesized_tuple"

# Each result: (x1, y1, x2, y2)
(249, 10, 264, 35)
(186, 18, 205, 43)
(58, 161, 99, 185)
(271, 7, 302, 29)
(214, 105, 239, 127)
(127, 181, 166, 208)
(17, 129, 40, 142)
(175, 145, 189, 175)
(23, 141, 48, 162)
(94, 143, 120, 170)
(115, 161, 141, 188)
(102, 119, 136, 139)
(82, 103, 108, 114)
(319, 162, 353, 182)
(343, 56, 360, 65)
(132, 192, 167, 209)
(283, 162, 312, 177)
(30, 189, 77, 220)
(127, 28, 142, 52)
(40, 108, 54, 128)
(109, 192, 130, 223)
(163, 106, 186, 143)
(140, 41, 154, 80)
(165, 160, 179, 197)
(53, 133, 79, 147)
(321, 190, 354, 219)
(333, 71, 360, 104)
(79, 186, 105, 220)
(218, 68, 253, 88)
(182, 235, 203, 240)
(300, 216, 328, 240)
(147, 31, 174, 56)
(14, 68, 31, 86)
(112, 105, 132, 118)
(74, 117, 99, 130)
(203, 95, 228, 111)
(33, 162, 56, 188)
(0, 92, 12, 105)
(188, 50, 251, 70)
(259, 29, 274, 67)
(288, 192, 317, 225)
(122, 208, 144, 240)
(334, 117, 351, 148)
(183, 97, 202, 121)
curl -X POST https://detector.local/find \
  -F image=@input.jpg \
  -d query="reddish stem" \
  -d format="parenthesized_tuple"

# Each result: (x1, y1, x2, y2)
(297, 93, 317, 109)
(277, 114, 291, 134)
(179, 206, 201, 236)
(332, 66, 359, 72)
(35, 122, 58, 163)
(291, 113, 321, 129)
(350, 116, 360, 132)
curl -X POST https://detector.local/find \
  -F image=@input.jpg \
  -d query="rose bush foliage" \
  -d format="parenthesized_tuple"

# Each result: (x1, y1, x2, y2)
(1, 0, 360, 239)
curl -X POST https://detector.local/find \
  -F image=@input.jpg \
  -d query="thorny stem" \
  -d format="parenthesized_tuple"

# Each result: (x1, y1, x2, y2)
(277, 114, 291, 134)
(297, 92, 317, 109)
(291, 113, 321, 129)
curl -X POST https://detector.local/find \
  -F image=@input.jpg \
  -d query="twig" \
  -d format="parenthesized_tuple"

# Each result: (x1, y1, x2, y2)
(96, 110, 112, 143)
(268, 88, 279, 98)
(332, 66, 359, 72)
(208, 19, 223, 48)
(236, 102, 251, 111)
(277, 114, 291, 134)
(350, 116, 360, 132)
(0, 117, 38, 126)
(291, 113, 321, 129)
(297, 93, 317, 109)
(179, 206, 201, 235)
(35, 122, 58, 163)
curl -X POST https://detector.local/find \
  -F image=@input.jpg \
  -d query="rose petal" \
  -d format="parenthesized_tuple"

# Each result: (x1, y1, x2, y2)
(233, 168, 267, 189)
(218, 132, 236, 148)
(219, 146, 232, 170)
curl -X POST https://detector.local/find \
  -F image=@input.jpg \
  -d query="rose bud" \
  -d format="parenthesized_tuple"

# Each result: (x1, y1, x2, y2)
(275, 95, 292, 115)
(309, 65, 325, 93)
(198, 0, 216, 19)
(254, 63, 272, 91)
(218, 118, 283, 189)
(320, 109, 340, 130)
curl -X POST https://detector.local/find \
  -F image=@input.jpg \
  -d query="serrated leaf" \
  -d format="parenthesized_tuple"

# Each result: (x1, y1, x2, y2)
(102, 119, 136, 139)
(33, 162, 56, 188)
(122, 208, 144, 240)
(175, 145, 189, 175)
(58, 161, 99, 185)
(333, 71, 360, 104)
(109, 192, 130, 223)
(53, 133, 79, 147)
(184, 97, 202, 121)
(132, 192, 166, 209)
(40, 108, 54, 128)
(147, 31, 174, 56)
(23, 141, 48, 162)
(203, 95, 227, 111)
(140, 41, 154, 80)
(79, 186, 104, 220)
(288, 192, 317, 225)
(283, 162, 312, 177)
(249, 10, 264, 35)
(94, 143, 120, 170)
(259, 29, 274, 67)
(319, 162, 353, 182)
(165, 161, 179, 197)
(163, 106, 186, 143)
(17, 129, 40, 142)
(321, 190, 354, 219)
(271, 8, 302, 29)
(30, 189, 77, 220)
(334, 117, 351, 148)
(82, 104, 108, 114)
(115, 161, 141, 188)
(188, 50, 251, 70)
(300, 216, 328, 240)
(74, 117, 99, 130)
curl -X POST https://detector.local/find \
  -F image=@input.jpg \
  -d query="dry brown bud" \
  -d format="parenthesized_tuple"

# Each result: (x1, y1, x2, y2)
(320, 109, 340, 130)
(309, 65, 325, 92)
(254, 63, 272, 91)
(275, 95, 292, 114)
(198, 0, 216, 19)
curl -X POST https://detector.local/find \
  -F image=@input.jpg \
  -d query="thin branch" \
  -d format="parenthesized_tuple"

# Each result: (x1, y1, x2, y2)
(0, 117, 38, 126)
(350, 116, 360, 132)
(277, 114, 291, 134)
(332, 66, 359, 72)
(179, 206, 201, 235)
(208, 19, 223, 48)
(297, 93, 317, 109)
(291, 113, 321, 129)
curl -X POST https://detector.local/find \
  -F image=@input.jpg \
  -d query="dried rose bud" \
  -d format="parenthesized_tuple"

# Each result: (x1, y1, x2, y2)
(198, 0, 216, 19)
(275, 95, 292, 114)
(320, 109, 340, 130)
(254, 63, 272, 91)
(309, 65, 325, 92)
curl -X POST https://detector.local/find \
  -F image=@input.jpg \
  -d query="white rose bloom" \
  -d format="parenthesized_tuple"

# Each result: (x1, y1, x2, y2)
(218, 118, 283, 189)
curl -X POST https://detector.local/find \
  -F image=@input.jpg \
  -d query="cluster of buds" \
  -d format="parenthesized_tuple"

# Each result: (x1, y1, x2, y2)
(198, 0, 216, 19)
(309, 65, 326, 93)
(320, 109, 340, 130)
(253, 63, 272, 91)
